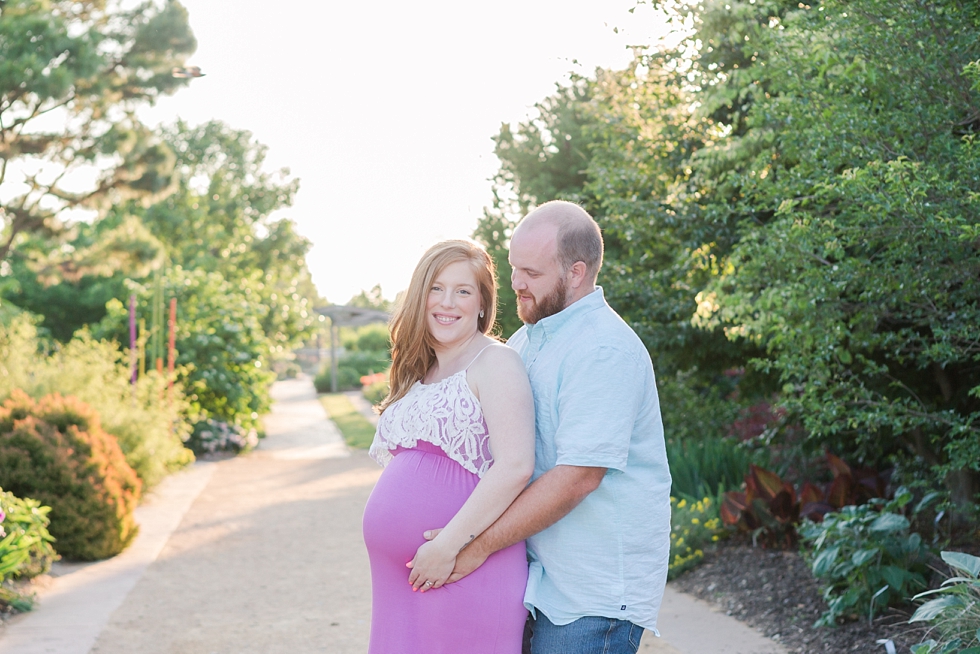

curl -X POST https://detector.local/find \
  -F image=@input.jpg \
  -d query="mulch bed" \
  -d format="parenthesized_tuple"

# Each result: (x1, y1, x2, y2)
(671, 538, 932, 653)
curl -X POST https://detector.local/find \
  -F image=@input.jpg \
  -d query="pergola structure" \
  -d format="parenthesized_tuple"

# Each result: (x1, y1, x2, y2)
(314, 305, 390, 392)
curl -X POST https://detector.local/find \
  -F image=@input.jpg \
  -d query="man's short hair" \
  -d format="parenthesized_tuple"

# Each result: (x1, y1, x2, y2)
(552, 203, 604, 281)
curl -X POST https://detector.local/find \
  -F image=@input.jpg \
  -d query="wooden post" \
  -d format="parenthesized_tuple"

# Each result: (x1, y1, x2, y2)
(129, 295, 138, 385)
(138, 318, 147, 379)
(153, 268, 164, 373)
(330, 319, 339, 393)
(167, 297, 177, 394)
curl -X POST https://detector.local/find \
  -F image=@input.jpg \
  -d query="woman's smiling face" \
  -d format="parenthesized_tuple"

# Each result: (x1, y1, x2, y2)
(426, 260, 482, 347)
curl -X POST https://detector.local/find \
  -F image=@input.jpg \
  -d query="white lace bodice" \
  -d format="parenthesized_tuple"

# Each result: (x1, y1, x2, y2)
(369, 369, 494, 477)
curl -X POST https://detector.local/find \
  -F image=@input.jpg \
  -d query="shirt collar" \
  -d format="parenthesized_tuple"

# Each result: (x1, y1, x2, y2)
(525, 286, 606, 340)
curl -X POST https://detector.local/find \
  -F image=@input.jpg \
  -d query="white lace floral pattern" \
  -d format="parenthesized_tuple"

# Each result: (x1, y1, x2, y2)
(369, 370, 494, 477)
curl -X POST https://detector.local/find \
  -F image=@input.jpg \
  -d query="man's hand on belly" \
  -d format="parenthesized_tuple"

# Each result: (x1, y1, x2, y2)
(423, 528, 490, 584)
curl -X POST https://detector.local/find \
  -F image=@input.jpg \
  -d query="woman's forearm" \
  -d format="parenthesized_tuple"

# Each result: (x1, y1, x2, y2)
(430, 462, 532, 554)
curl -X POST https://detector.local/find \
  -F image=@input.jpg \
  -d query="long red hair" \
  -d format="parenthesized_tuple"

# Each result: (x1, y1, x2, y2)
(378, 240, 498, 413)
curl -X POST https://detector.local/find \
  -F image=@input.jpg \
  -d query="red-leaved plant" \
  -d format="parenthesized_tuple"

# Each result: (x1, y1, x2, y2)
(720, 453, 889, 548)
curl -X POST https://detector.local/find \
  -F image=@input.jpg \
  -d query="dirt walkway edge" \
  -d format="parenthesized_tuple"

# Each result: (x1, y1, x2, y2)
(0, 462, 217, 654)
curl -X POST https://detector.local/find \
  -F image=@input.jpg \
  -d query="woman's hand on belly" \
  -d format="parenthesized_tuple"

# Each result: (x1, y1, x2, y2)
(406, 538, 457, 592)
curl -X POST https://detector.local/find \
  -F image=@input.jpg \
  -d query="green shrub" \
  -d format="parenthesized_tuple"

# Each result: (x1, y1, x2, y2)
(314, 350, 389, 393)
(96, 268, 277, 431)
(0, 391, 142, 561)
(341, 350, 391, 376)
(909, 551, 980, 654)
(668, 496, 727, 580)
(363, 379, 389, 406)
(657, 371, 741, 444)
(314, 365, 362, 393)
(667, 437, 755, 500)
(344, 323, 390, 353)
(0, 488, 57, 581)
(800, 489, 932, 627)
(0, 317, 193, 488)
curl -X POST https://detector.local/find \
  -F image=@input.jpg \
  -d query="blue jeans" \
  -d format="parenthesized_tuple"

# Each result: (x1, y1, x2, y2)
(522, 613, 644, 654)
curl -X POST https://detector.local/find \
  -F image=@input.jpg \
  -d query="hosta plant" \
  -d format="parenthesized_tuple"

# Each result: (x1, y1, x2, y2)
(909, 551, 980, 654)
(0, 489, 58, 612)
(800, 489, 932, 626)
(0, 489, 57, 580)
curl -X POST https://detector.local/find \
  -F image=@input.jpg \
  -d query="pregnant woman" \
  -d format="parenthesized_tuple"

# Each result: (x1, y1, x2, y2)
(362, 240, 535, 654)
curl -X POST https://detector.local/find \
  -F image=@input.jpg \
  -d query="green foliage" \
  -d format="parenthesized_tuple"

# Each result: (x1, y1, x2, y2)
(0, 315, 193, 488)
(97, 267, 275, 430)
(476, 0, 980, 508)
(474, 75, 604, 339)
(0, 391, 142, 561)
(658, 370, 743, 445)
(800, 490, 933, 627)
(667, 436, 754, 501)
(314, 366, 360, 394)
(342, 323, 391, 353)
(910, 551, 980, 654)
(346, 285, 392, 313)
(53, 119, 320, 363)
(472, 204, 520, 338)
(342, 350, 391, 377)
(0, 0, 197, 266)
(0, 488, 57, 581)
(691, 0, 980, 503)
(668, 496, 727, 580)
(0, 243, 127, 341)
(314, 350, 390, 393)
(362, 379, 389, 407)
(129, 120, 320, 352)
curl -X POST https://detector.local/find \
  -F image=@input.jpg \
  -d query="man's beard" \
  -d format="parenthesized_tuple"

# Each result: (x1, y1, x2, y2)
(517, 279, 568, 325)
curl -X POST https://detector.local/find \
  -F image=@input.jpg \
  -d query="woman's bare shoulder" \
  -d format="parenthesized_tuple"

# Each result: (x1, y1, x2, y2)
(469, 342, 527, 387)
(475, 341, 523, 366)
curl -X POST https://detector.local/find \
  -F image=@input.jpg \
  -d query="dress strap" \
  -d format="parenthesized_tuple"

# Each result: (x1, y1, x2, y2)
(463, 343, 496, 371)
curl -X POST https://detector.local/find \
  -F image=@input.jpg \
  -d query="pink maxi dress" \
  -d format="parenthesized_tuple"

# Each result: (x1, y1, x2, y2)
(362, 367, 529, 654)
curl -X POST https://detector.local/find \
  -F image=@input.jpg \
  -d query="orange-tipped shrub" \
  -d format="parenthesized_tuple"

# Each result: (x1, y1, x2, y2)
(0, 391, 142, 560)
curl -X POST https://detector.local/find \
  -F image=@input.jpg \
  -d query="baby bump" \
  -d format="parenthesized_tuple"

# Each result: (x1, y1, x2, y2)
(363, 447, 479, 563)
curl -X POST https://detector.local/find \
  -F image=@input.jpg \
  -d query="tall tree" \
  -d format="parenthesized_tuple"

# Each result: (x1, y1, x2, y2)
(109, 119, 320, 350)
(476, 76, 602, 338)
(694, 0, 980, 502)
(91, 121, 320, 429)
(0, 0, 197, 270)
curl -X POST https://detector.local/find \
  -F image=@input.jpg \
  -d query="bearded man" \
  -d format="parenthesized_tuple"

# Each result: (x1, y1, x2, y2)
(427, 200, 672, 654)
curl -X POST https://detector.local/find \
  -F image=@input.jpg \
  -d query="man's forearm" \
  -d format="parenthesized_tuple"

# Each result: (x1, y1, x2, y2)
(469, 464, 605, 558)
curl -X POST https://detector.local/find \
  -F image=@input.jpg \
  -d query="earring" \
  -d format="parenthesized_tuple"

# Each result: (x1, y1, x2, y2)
(479, 310, 485, 318)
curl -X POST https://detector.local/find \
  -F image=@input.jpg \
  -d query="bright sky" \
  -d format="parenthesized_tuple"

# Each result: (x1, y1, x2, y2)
(140, 0, 671, 304)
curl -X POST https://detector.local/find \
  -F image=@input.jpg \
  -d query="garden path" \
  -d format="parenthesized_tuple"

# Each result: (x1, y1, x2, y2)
(0, 377, 786, 654)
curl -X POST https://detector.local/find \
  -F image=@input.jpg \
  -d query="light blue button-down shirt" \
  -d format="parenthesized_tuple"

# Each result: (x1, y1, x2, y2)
(507, 287, 671, 634)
